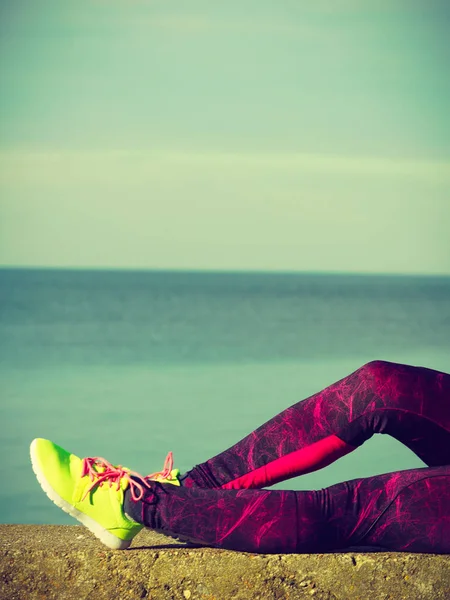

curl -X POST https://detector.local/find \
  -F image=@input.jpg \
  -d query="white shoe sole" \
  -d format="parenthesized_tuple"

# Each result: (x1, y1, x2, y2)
(30, 439, 132, 550)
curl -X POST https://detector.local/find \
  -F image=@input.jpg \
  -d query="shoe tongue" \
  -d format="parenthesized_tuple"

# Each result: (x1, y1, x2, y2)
(120, 476, 131, 491)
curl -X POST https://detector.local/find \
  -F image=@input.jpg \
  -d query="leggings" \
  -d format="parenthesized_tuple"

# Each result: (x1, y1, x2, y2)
(124, 361, 450, 553)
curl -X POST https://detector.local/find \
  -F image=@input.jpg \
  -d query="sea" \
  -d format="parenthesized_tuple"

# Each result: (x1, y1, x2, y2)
(1, 268, 449, 525)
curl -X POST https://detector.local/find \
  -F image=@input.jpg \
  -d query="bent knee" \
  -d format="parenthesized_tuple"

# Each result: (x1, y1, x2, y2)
(357, 360, 415, 396)
(359, 360, 395, 378)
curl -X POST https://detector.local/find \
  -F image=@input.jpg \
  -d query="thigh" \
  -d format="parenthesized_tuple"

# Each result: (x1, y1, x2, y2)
(361, 469, 450, 553)
(327, 465, 450, 553)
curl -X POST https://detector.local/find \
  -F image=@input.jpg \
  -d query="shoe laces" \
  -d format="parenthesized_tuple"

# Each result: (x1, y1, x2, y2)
(81, 452, 174, 502)
(146, 451, 174, 481)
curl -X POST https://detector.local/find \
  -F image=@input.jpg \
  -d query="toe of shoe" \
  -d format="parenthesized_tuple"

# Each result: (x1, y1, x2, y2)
(30, 438, 78, 500)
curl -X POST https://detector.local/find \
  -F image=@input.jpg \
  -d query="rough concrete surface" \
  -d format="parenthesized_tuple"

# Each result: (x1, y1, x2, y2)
(1, 525, 449, 600)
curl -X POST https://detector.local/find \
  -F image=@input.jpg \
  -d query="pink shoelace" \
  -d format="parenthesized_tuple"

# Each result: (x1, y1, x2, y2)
(81, 451, 175, 502)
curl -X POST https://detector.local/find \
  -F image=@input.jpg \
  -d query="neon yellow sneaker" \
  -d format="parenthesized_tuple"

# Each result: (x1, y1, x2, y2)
(30, 438, 155, 550)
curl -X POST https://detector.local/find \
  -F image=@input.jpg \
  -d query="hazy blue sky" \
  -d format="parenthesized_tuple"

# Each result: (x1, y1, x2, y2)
(1, 0, 449, 274)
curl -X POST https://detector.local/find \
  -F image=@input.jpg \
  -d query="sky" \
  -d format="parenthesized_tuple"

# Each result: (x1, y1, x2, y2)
(1, 0, 449, 274)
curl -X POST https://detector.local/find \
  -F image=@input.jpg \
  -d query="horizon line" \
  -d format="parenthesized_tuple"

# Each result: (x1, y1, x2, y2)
(1, 265, 449, 279)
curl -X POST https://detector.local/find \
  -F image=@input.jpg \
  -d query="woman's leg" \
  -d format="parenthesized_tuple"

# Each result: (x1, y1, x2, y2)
(125, 465, 450, 554)
(181, 361, 450, 489)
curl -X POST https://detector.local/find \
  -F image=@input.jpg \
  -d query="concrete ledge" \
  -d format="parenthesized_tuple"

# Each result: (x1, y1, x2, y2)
(1, 525, 449, 600)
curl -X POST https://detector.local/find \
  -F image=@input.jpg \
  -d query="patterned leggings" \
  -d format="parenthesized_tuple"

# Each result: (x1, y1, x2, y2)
(124, 361, 450, 553)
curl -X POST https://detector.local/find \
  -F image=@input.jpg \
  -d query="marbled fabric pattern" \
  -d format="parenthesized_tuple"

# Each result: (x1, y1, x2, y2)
(124, 361, 450, 553)
(125, 465, 450, 553)
(184, 361, 450, 488)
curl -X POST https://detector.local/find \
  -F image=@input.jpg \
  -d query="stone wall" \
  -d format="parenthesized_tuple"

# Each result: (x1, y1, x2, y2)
(1, 525, 449, 599)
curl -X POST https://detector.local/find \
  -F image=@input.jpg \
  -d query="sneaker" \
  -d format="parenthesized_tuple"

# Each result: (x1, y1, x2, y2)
(30, 438, 155, 550)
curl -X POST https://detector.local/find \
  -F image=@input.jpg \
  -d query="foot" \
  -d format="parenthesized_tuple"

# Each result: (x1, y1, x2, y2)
(30, 438, 153, 550)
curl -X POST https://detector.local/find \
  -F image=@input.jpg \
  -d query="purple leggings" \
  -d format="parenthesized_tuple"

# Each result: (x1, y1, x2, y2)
(125, 361, 450, 553)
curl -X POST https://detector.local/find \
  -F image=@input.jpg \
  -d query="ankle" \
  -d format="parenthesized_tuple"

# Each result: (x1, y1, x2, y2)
(123, 488, 141, 524)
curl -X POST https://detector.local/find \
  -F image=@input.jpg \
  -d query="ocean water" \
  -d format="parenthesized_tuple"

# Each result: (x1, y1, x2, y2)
(1, 268, 449, 525)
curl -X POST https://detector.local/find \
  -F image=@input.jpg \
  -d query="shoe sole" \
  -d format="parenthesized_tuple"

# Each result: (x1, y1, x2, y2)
(30, 440, 132, 550)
